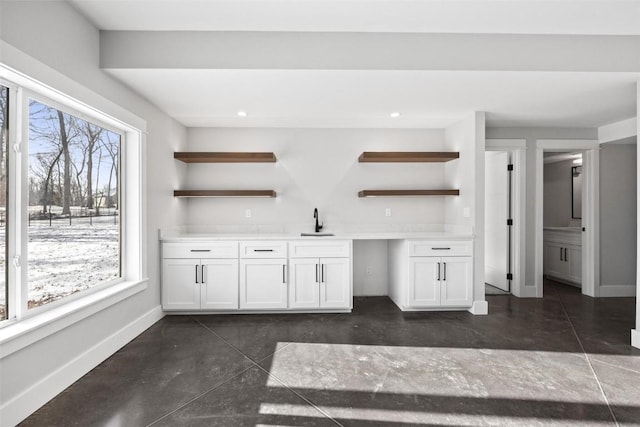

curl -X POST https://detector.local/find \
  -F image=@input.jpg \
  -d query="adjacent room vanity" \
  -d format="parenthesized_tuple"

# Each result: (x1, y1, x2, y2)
(160, 232, 475, 314)
(543, 227, 582, 286)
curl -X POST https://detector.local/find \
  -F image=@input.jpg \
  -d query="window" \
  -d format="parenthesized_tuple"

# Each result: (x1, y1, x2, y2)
(0, 69, 143, 328)
(1, 85, 8, 321)
(27, 99, 121, 310)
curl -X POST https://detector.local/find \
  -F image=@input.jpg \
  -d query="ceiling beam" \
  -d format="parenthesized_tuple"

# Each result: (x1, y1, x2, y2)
(100, 31, 640, 72)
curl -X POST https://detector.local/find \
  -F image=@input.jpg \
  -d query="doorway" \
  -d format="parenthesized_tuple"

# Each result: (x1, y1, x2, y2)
(535, 140, 600, 298)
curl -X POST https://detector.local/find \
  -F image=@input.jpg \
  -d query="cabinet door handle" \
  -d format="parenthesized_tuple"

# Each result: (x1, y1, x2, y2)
(316, 263, 319, 283)
(437, 262, 441, 281)
(564, 248, 568, 262)
(190, 249, 211, 252)
(255, 249, 274, 252)
(560, 248, 564, 261)
(195, 264, 199, 284)
(443, 262, 447, 281)
(432, 247, 451, 250)
(201, 265, 206, 284)
(282, 264, 286, 283)
(321, 264, 325, 283)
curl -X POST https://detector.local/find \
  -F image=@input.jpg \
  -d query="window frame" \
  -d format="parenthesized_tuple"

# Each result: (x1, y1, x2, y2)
(22, 91, 126, 318)
(0, 65, 146, 342)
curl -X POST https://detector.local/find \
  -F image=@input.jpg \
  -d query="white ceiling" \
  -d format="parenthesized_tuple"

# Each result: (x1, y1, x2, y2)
(69, 0, 640, 129)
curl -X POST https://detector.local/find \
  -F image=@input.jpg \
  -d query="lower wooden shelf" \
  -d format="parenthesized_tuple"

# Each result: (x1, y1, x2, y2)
(358, 189, 459, 197)
(174, 190, 276, 198)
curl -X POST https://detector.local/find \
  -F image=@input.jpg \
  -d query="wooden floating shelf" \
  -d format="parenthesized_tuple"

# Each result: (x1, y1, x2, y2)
(174, 152, 277, 163)
(174, 190, 276, 198)
(358, 152, 459, 163)
(358, 189, 460, 197)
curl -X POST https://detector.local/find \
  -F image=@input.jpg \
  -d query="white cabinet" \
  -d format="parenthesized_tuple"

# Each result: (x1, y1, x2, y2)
(288, 241, 352, 310)
(544, 229, 582, 286)
(239, 241, 288, 309)
(162, 242, 239, 311)
(390, 240, 473, 310)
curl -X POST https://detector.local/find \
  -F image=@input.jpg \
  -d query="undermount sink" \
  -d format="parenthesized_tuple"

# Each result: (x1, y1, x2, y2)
(300, 233, 335, 237)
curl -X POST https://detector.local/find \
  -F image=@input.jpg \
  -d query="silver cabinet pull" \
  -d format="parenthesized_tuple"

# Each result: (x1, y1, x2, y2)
(195, 264, 199, 284)
(443, 262, 447, 281)
(316, 263, 319, 283)
(437, 262, 441, 281)
(201, 265, 206, 284)
(282, 264, 286, 283)
(190, 249, 211, 252)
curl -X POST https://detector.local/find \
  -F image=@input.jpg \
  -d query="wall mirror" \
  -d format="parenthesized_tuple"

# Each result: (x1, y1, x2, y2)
(572, 165, 582, 219)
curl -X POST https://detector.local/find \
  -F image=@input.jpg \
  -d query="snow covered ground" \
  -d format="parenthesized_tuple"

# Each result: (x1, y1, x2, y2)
(0, 214, 119, 315)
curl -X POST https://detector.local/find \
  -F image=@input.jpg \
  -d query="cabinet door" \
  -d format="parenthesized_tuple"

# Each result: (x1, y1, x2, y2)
(240, 259, 288, 309)
(408, 257, 440, 308)
(544, 242, 568, 279)
(566, 245, 582, 284)
(201, 259, 239, 310)
(320, 258, 351, 309)
(289, 258, 320, 308)
(162, 259, 200, 310)
(440, 257, 473, 307)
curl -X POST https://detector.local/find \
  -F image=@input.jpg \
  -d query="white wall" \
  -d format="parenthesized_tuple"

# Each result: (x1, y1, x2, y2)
(0, 2, 185, 424)
(353, 240, 389, 296)
(184, 127, 447, 229)
(544, 159, 575, 227)
(486, 127, 597, 294)
(445, 112, 486, 312)
(600, 143, 637, 293)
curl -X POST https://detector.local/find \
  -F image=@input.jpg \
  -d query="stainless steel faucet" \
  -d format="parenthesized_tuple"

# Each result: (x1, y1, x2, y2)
(314, 208, 323, 233)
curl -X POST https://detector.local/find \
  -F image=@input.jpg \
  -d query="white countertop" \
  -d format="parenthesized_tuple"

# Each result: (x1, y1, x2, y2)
(160, 226, 474, 242)
(544, 227, 582, 232)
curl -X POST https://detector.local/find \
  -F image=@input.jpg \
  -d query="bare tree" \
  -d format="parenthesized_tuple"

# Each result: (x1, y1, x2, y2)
(57, 110, 72, 216)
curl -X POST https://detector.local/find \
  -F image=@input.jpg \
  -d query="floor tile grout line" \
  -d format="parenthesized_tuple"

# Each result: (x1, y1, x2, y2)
(251, 360, 345, 427)
(589, 357, 640, 376)
(553, 289, 620, 427)
(144, 363, 257, 427)
(193, 316, 344, 426)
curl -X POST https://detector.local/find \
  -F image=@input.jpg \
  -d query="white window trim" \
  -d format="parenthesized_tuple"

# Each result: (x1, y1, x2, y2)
(0, 64, 148, 354)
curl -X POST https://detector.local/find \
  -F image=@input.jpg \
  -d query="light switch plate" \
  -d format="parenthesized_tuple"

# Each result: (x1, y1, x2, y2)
(245, 209, 252, 218)
(385, 208, 392, 217)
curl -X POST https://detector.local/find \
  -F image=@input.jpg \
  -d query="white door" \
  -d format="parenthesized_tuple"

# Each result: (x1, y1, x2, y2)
(408, 257, 440, 307)
(289, 258, 320, 309)
(319, 258, 351, 309)
(201, 259, 239, 310)
(440, 257, 473, 307)
(484, 151, 510, 291)
(162, 258, 200, 310)
(240, 259, 288, 309)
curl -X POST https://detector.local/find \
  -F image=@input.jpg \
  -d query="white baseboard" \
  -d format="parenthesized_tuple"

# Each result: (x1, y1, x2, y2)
(0, 305, 164, 427)
(468, 300, 488, 315)
(597, 285, 637, 298)
(632, 329, 640, 349)
(513, 286, 540, 298)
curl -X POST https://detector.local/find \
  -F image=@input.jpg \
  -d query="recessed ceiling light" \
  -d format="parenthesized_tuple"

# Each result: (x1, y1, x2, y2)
(390, 112, 401, 118)
(237, 111, 247, 117)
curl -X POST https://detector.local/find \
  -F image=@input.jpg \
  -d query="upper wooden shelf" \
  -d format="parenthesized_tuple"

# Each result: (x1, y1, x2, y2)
(358, 189, 460, 197)
(174, 152, 277, 163)
(358, 152, 459, 163)
(174, 190, 276, 198)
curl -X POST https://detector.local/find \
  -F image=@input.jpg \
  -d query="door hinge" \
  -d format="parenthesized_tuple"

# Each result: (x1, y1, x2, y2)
(507, 219, 513, 226)
(507, 164, 514, 171)
(507, 273, 513, 280)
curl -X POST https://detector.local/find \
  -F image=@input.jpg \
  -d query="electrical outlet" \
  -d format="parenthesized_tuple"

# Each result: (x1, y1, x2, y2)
(366, 266, 373, 276)
(245, 209, 252, 218)
(385, 208, 392, 217)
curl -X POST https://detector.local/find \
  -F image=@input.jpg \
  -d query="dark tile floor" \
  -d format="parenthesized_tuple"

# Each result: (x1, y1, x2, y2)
(21, 281, 640, 426)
